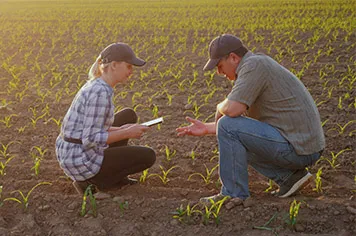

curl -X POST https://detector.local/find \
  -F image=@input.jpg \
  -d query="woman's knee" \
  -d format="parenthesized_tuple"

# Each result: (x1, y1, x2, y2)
(114, 108, 138, 124)
(144, 147, 156, 167)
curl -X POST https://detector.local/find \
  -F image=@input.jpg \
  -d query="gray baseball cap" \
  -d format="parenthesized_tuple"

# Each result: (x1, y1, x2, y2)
(203, 34, 243, 71)
(100, 43, 146, 66)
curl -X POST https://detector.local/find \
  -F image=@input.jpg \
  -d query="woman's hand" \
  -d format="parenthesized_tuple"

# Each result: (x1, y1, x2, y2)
(176, 116, 208, 137)
(123, 124, 149, 139)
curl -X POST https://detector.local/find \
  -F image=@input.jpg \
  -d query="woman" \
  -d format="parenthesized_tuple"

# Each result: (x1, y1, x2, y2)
(55, 43, 156, 194)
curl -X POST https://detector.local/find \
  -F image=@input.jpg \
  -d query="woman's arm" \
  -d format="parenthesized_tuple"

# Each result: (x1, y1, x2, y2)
(107, 124, 149, 144)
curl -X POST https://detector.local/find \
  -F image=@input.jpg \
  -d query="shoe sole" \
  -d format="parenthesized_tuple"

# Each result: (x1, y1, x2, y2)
(279, 173, 312, 198)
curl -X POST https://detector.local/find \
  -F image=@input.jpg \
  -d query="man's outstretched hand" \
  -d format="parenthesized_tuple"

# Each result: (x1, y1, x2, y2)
(176, 116, 208, 137)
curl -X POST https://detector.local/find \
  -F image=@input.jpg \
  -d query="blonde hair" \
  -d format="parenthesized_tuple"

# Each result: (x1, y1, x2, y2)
(88, 55, 111, 81)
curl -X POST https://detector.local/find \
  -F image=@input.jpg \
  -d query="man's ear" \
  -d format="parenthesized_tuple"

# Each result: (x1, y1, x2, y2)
(230, 53, 241, 64)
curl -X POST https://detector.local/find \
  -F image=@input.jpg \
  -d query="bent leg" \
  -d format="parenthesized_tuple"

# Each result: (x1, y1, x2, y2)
(217, 116, 319, 199)
(88, 146, 156, 189)
(110, 108, 138, 147)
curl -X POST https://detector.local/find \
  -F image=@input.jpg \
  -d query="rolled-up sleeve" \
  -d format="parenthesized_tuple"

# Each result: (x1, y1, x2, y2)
(82, 91, 110, 150)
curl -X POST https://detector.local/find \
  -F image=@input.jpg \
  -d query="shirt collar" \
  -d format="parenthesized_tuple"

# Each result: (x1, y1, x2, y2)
(235, 51, 254, 75)
(97, 78, 114, 94)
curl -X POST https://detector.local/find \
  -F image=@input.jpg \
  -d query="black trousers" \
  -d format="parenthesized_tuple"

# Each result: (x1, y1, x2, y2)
(88, 108, 156, 190)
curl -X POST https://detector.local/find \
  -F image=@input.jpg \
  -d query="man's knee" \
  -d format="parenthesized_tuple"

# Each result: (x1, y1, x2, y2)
(217, 116, 246, 133)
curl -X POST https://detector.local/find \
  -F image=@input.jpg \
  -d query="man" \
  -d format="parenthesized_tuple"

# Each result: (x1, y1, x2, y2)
(176, 34, 325, 203)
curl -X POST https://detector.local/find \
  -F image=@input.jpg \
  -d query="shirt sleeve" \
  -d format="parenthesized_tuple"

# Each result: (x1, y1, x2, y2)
(81, 90, 110, 150)
(227, 59, 267, 107)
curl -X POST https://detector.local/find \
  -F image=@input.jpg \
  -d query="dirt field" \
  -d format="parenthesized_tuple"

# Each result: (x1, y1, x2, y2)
(0, 0, 355, 235)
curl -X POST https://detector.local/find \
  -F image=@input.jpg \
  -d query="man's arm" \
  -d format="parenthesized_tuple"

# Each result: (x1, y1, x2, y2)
(217, 98, 247, 117)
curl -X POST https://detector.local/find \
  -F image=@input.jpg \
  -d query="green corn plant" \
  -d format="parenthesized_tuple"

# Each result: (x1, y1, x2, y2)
(139, 169, 149, 183)
(46, 117, 62, 127)
(164, 145, 176, 161)
(288, 199, 301, 226)
(202, 196, 229, 225)
(131, 91, 143, 106)
(253, 212, 279, 235)
(3, 182, 52, 210)
(17, 125, 28, 133)
(183, 101, 205, 119)
(171, 203, 202, 224)
(165, 91, 174, 106)
(148, 165, 178, 184)
(334, 120, 355, 135)
(188, 164, 219, 184)
(0, 156, 15, 176)
(337, 96, 343, 109)
(188, 150, 196, 161)
(321, 119, 329, 127)
(313, 167, 323, 193)
(80, 185, 97, 217)
(0, 114, 18, 128)
(30, 146, 48, 176)
(264, 179, 274, 192)
(151, 104, 159, 118)
(0, 99, 12, 109)
(209, 147, 219, 162)
(318, 148, 351, 168)
(0, 141, 20, 159)
(117, 201, 129, 217)
(30, 111, 48, 128)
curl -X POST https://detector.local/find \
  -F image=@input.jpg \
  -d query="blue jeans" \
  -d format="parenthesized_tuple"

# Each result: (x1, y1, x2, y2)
(217, 116, 321, 199)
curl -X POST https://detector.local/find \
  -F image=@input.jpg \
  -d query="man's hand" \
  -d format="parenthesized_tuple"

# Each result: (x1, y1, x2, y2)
(176, 116, 208, 137)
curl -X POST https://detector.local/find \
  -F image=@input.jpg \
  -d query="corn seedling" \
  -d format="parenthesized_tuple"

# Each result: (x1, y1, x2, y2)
(30, 111, 48, 128)
(148, 165, 178, 184)
(253, 212, 280, 236)
(313, 167, 323, 193)
(264, 179, 274, 192)
(80, 184, 97, 217)
(0, 114, 17, 128)
(318, 148, 351, 168)
(30, 146, 48, 176)
(202, 196, 229, 225)
(117, 201, 129, 217)
(163, 145, 176, 161)
(188, 164, 219, 184)
(46, 117, 62, 127)
(4, 182, 52, 210)
(188, 150, 196, 161)
(172, 203, 202, 224)
(0, 156, 15, 176)
(209, 148, 219, 162)
(139, 169, 149, 183)
(288, 199, 301, 226)
(0, 141, 20, 159)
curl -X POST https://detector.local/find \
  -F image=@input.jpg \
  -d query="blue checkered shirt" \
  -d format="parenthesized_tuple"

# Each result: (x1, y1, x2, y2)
(55, 78, 114, 181)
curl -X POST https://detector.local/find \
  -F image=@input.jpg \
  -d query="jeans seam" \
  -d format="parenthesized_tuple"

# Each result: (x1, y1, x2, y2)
(227, 129, 288, 144)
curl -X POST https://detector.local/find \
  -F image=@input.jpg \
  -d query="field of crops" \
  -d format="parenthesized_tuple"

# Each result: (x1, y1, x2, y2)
(0, 0, 355, 235)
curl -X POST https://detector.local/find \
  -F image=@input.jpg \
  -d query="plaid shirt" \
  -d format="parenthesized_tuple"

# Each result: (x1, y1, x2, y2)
(55, 78, 114, 181)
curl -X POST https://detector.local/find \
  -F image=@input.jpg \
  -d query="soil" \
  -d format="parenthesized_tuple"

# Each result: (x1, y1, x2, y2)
(0, 1, 355, 236)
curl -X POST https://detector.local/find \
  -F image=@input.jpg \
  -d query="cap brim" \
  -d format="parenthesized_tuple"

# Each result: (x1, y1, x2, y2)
(130, 57, 146, 67)
(203, 58, 219, 71)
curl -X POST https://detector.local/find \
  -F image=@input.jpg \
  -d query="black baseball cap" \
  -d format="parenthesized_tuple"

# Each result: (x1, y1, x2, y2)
(203, 34, 243, 71)
(100, 43, 146, 66)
